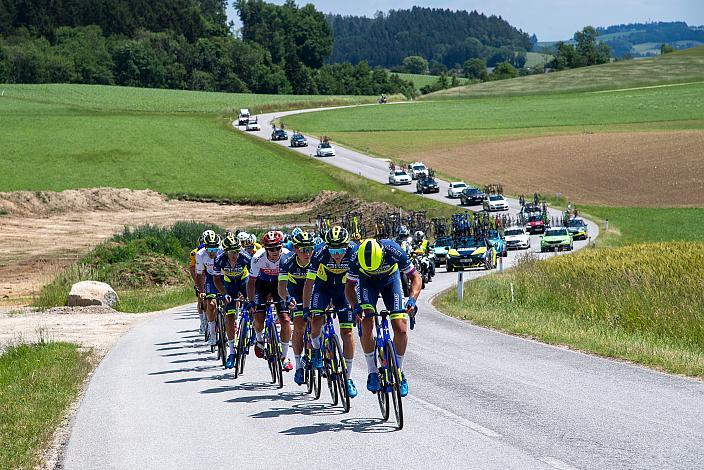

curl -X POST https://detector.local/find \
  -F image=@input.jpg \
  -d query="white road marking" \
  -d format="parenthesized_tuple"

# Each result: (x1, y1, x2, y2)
(540, 456, 579, 470)
(409, 395, 502, 438)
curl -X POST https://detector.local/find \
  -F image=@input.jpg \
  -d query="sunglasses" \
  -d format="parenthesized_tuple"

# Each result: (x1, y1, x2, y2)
(266, 246, 282, 252)
(329, 248, 346, 256)
(206, 247, 219, 253)
(298, 247, 314, 254)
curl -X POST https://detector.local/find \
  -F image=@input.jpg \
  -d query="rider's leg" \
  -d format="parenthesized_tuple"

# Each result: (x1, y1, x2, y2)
(277, 310, 291, 360)
(381, 272, 408, 362)
(309, 285, 330, 349)
(292, 312, 305, 369)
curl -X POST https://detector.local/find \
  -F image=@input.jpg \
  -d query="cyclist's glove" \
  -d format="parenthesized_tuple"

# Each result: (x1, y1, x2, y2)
(277, 299, 288, 313)
(302, 307, 311, 321)
(405, 297, 417, 311)
(246, 301, 256, 311)
(286, 296, 295, 307)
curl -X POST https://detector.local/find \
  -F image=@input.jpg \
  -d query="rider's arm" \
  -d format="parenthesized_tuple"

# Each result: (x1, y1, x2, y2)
(189, 264, 197, 284)
(302, 278, 314, 309)
(195, 251, 206, 293)
(344, 278, 358, 308)
(302, 249, 322, 309)
(407, 270, 422, 302)
(246, 276, 256, 303)
(213, 275, 226, 295)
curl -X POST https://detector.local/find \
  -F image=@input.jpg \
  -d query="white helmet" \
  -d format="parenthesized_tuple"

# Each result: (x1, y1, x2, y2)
(249, 233, 257, 243)
(237, 231, 250, 244)
(414, 230, 425, 241)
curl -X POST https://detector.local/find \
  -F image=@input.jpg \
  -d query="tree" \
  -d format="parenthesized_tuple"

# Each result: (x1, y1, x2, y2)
(428, 59, 447, 76)
(402, 55, 428, 74)
(574, 26, 610, 66)
(463, 58, 487, 80)
(492, 61, 517, 80)
(514, 51, 526, 68)
(660, 43, 675, 54)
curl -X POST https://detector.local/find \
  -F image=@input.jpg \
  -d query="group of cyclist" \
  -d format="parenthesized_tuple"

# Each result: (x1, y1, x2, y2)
(188, 225, 422, 400)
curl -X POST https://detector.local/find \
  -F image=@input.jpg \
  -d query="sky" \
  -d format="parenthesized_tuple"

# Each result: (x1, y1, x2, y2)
(225, 0, 704, 41)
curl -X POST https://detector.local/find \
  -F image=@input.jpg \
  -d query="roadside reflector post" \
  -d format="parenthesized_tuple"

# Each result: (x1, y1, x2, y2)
(499, 256, 503, 273)
(510, 282, 515, 302)
(605, 219, 609, 231)
(457, 272, 464, 302)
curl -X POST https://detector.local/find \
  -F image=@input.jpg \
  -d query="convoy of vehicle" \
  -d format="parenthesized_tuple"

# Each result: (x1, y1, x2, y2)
(565, 218, 589, 240)
(459, 187, 486, 206)
(245, 117, 261, 131)
(407, 162, 429, 180)
(446, 236, 496, 272)
(271, 128, 288, 141)
(289, 132, 308, 147)
(238, 108, 250, 126)
(483, 194, 509, 212)
(485, 229, 508, 258)
(316, 140, 336, 157)
(525, 214, 546, 234)
(504, 226, 531, 250)
(540, 227, 574, 252)
(389, 169, 412, 185)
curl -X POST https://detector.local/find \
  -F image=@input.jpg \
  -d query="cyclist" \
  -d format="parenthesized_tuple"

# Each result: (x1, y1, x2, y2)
(250, 233, 263, 252)
(282, 227, 303, 252)
(277, 231, 316, 381)
(246, 231, 293, 371)
(303, 226, 359, 398)
(189, 232, 207, 334)
(395, 225, 412, 255)
(346, 238, 421, 397)
(213, 234, 252, 369)
(350, 231, 362, 248)
(195, 231, 222, 346)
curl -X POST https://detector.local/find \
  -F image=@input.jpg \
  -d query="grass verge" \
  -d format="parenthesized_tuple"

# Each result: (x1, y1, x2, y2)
(0, 341, 93, 470)
(435, 243, 704, 378)
(116, 285, 194, 313)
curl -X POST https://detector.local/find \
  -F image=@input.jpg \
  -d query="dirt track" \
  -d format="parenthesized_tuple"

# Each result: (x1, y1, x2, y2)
(408, 130, 704, 207)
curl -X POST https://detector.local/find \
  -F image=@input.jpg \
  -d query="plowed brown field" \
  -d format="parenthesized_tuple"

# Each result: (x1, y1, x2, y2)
(408, 130, 704, 207)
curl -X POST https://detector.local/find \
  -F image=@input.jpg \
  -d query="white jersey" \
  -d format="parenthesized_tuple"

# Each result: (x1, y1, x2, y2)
(249, 247, 290, 282)
(195, 248, 221, 276)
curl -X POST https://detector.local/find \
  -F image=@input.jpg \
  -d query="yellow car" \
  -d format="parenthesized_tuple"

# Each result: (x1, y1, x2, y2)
(446, 237, 496, 271)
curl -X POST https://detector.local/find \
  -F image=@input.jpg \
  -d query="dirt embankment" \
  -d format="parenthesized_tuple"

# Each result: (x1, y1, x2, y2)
(0, 188, 393, 302)
(408, 130, 704, 207)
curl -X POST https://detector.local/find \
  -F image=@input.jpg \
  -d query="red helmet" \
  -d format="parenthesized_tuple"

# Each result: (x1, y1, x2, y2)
(262, 230, 284, 247)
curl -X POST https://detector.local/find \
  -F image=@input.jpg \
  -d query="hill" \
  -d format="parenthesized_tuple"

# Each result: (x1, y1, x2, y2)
(326, 7, 531, 68)
(429, 46, 704, 98)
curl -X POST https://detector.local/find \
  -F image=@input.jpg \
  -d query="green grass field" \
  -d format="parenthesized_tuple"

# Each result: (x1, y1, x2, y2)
(428, 46, 704, 98)
(395, 73, 470, 89)
(525, 51, 551, 68)
(0, 341, 93, 469)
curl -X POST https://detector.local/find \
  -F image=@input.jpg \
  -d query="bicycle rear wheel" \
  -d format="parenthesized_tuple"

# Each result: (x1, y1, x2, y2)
(323, 340, 338, 405)
(377, 347, 390, 421)
(234, 316, 248, 378)
(386, 343, 404, 430)
(267, 323, 284, 389)
(330, 335, 350, 413)
(217, 310, 227, 367)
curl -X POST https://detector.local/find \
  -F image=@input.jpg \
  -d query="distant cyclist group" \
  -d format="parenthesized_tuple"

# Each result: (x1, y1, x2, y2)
(188, 225, 421, 420)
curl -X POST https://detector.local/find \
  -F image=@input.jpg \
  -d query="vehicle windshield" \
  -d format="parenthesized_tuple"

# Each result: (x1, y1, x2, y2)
(411, 164, 426, 171)
(486, 230, 499, 238)
(489, 195, 503, 201)
(452, 183, 467, 188)
(320, 142, 331, 148)
(394, 170, 407, 176)
(435, 237, 453, 246)
(465, 188, 480, 194)
(528, 215, 543, 222)
(567, 219, 585, 227)
(454, 237, 483, 248)
(422, 177, 436, 183)
(546, 228, 568, 236)
(505, 229, 524, 236)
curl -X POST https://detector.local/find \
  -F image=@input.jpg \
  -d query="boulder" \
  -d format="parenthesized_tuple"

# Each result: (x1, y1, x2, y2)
(68, 281, 119, 308)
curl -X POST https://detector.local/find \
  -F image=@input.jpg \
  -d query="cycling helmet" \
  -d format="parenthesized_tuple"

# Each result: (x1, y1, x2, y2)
(201, 229, 215, 243)
(250, 234, 257, 243)
(292, 231, 315, 248)
(223, 230, 234, 240)
(398, 225, 410, 237)
(203, 231, 221, 248)
(351, 232, 362, 242)
(262, 230, 284, 248)
(242, 236, 255, 248)
(291, 227, 303, 238)
(414, 230, 425, 242)
(237, 231, 250, 244)
(358, 239, 384, 272)
(222, 234, 241, 252)
(325, 226, 350, 248)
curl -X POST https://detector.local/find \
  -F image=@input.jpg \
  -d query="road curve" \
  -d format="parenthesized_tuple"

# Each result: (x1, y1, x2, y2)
(62, 105, 703, 470)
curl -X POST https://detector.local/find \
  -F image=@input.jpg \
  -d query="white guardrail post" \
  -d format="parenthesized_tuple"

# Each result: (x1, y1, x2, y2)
(456, 272, 464, 301)
(499, 256, 503, 273)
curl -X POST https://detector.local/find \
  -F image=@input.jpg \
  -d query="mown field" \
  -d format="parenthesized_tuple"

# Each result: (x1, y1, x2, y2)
(395, 73, 470, 89)
(429, 45, 704, 97)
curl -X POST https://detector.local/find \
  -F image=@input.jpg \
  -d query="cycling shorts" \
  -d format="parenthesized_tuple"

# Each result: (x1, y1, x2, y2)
(223, 279, 247, 314)
(286, 286, 305, 318)
(357, 270, 404, 315)
(253, 278, 284, 314)
(311, 282, 353, 328)
(204, 274, 218, 298)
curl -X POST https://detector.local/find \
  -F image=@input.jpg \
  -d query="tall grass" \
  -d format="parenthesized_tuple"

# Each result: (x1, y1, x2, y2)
(0, 342, 93, 470)
(435, 243, 704, 377)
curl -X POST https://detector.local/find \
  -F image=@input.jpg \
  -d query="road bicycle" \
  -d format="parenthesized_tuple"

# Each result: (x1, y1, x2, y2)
(301, 311, 322, 398)
(358, 308, 416, 430)
(262, 302, 284, 389)
(233, 302, 256, 378)
(320, 308, 351, 412)
(214, 294, 228, 367)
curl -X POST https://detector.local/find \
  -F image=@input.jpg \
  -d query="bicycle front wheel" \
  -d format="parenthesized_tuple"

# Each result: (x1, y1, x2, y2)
(217, 311, 227, 367)
(267, 323, 284, 389)
(323, 340, 338, 406)
(386, 343, 404, 430)
(331, 335, 350, 413)
(234, 316, 248, 378)
(377, 347, 390, 421)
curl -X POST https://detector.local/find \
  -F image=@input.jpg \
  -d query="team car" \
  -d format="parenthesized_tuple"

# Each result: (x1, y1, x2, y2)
(271, 128, 288, 141)
(459, 187, 486, 206)
(289, 132, 308, 147)
(407, 162, 429, 180)
(504, 226, 530, 250)
(486, 229, 508, 258)
(245, 117, 261, 131)
(315, 141, 335, 157)
(446, 236, 496, 271)
(525, 214, 546, 234)
(540, 227, 574, 252)
(565, 218, 588, 240)
(388, 169, 412, 185)
(416, 175, 440, 193)
(483, 194, 509, 212)
(447, 182, 468, 198)
(432, 236, 453, 267)
(238, 108, 250, 126)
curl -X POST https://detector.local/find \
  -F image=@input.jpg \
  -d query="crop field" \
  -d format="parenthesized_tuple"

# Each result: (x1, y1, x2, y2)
(428, 46, 704, 97)
(285, 82, 704, 206)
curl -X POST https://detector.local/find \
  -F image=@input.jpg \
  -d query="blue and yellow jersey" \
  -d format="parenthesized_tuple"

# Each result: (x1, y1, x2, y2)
(278, 251, 310, 299)
(306, 243, 357, 285)
(213, 250, 251, 284)
(348, 239, 415, 281)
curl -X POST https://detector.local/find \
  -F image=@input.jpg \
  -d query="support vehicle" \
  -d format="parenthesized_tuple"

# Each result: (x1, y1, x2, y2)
(389, 169, 412, 185)
(540, 227, 574, 252)
(504, 226, 530, 250)
(446, 236, 496, 271)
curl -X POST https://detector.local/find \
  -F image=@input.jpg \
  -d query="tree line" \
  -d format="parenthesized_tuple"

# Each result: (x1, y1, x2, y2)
(0, 0, 416, 96)
(327, 7, 532, 68)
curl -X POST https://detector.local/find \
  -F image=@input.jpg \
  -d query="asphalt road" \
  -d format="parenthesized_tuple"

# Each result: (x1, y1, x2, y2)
(62, 106, 704, 469)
